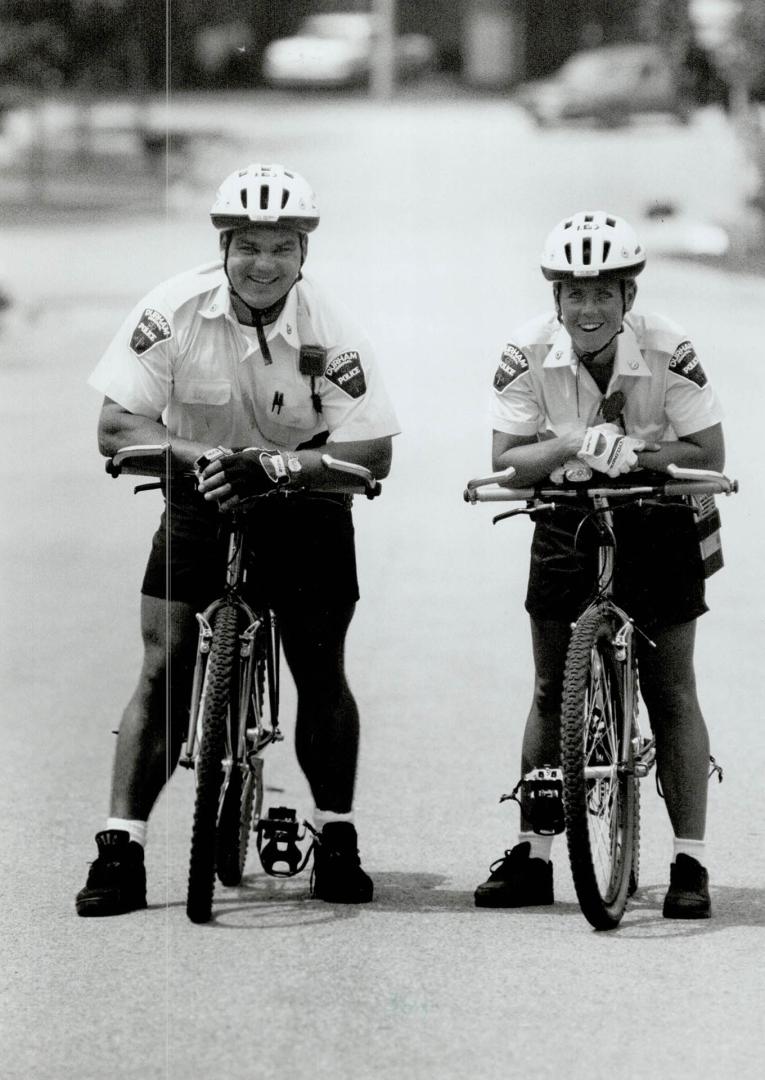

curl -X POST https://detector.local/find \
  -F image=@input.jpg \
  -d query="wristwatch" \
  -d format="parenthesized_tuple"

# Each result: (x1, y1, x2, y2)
(284, 453, 303, 483)
(259, 450, 302, 487)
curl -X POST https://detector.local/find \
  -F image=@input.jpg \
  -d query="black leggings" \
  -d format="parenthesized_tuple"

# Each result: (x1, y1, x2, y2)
(280, 601, 359, 813)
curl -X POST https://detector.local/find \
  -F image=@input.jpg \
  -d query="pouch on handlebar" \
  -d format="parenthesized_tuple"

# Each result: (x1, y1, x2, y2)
(688, 493, 723, 578)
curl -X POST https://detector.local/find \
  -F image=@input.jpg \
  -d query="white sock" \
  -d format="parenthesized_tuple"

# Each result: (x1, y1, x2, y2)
(519, 831, 553, 862)
(673, 836, 706, 865)
(314, 808, 354, 833)
(107, 817, 147, 847)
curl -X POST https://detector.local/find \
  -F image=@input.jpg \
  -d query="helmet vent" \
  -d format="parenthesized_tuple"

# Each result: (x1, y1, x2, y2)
(605, 216, 616, 227)
(583, 214, 594, 223)
(602, 240, 611, 261)
(240, 187, 248, 209)
(564, 242, 572, 265)
(259, 184, 269, 210)
(281, 188, 289, 208)
(582, 237, 591, 264)
(564, 220, 572, 230)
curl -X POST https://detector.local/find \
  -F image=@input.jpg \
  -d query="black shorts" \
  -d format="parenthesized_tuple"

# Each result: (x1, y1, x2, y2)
(141, 488, 359, 612)
(525, 501, 708, 630)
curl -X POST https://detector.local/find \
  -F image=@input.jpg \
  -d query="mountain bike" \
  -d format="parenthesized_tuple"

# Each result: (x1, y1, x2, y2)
(107, 444, 381, 924)
(464, 463, 737, 930)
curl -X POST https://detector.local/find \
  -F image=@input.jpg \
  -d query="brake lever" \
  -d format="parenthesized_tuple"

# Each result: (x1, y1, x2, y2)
(492, 504, 557, 525)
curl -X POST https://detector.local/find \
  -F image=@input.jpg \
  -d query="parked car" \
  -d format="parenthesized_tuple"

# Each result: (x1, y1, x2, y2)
(262, 12, 435, 89)
(513, 43, 692, 127)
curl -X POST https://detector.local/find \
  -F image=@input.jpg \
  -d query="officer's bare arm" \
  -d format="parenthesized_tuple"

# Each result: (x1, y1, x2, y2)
(635, 423, 724, 473)
(97, 398, 211, 468)
(492, 429, 584, 487)
(300, 435, 393, 487)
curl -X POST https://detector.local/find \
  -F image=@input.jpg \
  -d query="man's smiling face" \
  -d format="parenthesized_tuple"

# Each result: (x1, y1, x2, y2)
(225, 224, 303, 310)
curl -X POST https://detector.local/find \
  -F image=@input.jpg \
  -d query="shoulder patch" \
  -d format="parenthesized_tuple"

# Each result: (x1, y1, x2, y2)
(324, 350, 366, 399)
(130, 308, 172, 356)
(669, 340, 708, 388)
(493, 344, 529, 392)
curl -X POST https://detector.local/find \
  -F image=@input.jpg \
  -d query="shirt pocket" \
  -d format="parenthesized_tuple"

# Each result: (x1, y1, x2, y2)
(174, 378, 232, 405)
(170, 378, 233, 440)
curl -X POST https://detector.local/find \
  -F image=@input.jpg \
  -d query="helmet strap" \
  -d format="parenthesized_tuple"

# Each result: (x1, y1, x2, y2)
(575, 325, 623, 366)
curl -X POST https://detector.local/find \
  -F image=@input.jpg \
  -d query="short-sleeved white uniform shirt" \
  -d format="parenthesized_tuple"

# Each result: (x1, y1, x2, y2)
(89, 262, 400, 452)
(489, 310, 723, 442)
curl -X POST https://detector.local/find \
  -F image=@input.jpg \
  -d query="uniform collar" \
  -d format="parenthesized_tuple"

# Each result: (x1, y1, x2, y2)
(267, 286, 299, 346)
(198, 279, 232, 320)
(543, 320, 651, 377)
(199, 280, 300, 350)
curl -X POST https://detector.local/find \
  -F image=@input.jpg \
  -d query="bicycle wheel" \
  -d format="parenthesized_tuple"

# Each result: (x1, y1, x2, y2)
(186, 602, 239, 924)
(215, 633, 267, 886)
(561, 605, 636, 930)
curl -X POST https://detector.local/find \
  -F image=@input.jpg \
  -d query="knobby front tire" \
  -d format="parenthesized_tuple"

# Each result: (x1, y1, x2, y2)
(186, 602, 239, 924)
(561, 605, 636, 930)
(215, 768, 251, 887)
(215, 636, 269, 885)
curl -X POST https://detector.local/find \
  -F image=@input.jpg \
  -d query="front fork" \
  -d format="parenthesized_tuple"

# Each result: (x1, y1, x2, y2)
(612, 617, 655, 778)
(178, 599, 265, 769)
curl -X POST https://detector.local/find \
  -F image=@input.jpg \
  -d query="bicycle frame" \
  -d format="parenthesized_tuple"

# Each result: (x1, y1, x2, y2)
(570, 492, 648, 790)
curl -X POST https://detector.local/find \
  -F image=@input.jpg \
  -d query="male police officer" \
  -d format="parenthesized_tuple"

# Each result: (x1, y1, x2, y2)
(77, 164, 399, 915)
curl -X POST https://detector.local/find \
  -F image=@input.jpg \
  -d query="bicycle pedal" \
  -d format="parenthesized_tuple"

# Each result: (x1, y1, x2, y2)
(256, 807, 309, 876)
(521, 766, 565, 835)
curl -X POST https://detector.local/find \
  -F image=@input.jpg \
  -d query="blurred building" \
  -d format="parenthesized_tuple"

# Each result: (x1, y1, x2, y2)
(274, 0, 684, 87)
(0, 0, 704, 95)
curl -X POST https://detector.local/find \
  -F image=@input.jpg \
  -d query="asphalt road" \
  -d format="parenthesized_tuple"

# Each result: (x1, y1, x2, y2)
(1, 93, 764, 1080)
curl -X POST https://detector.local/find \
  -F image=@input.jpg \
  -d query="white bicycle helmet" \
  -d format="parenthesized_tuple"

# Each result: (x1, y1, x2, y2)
(210, 163, 320, 233)
(541, 211, 645, 280)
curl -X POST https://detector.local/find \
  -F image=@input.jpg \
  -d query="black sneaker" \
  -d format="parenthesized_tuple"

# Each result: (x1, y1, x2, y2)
(75, 830, 147, 917)
(311, 822, 373, 904)
(662, 854, 711, 919)
(474, 841, 553, 908)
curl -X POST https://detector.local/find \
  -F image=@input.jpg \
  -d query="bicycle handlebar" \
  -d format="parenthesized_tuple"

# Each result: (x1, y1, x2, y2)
(106, 444, 177, 477)
(463, 463, 738, 505)
(106, 444, 381, 498)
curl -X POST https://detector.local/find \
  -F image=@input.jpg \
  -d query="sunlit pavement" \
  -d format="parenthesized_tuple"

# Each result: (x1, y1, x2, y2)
(1, 93, 764, 1080)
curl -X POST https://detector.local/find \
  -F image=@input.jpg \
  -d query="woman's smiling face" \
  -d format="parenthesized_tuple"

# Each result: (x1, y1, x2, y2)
(556, 278, 635, 356)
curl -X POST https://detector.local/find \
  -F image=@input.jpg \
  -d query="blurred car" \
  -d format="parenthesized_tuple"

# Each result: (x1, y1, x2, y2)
(513, 43, 692, 127)
(262, 13, 435, 89)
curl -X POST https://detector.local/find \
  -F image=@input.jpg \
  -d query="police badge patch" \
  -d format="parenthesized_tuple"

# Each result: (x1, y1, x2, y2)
(130, 308, 172, 355)
(493, 344, 529, 392)
(669, 340, 708, 388)
(324, 350, 366, 398)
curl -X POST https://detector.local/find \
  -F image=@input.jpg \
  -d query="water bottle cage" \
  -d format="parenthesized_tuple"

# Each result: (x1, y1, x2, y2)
(256, 806, 317, 877)
(501, 767, 565, 835)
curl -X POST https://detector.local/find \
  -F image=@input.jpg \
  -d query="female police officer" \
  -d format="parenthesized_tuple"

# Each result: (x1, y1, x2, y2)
(77, 164, 399, 914)
(474, 211, 725, 919)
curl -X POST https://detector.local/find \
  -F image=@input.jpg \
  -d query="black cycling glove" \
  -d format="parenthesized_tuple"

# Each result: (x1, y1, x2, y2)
(216, 448, 290, 498)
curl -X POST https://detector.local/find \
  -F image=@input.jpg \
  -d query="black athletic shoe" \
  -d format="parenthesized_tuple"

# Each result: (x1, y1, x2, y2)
(75, 830, 147, 917)
(662, 854, 711, 919)
(474, 841, 554, 908)
(311, 822, 373, 904)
